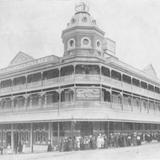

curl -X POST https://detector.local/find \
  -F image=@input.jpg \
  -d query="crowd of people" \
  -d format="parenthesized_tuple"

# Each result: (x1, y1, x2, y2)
(1, 131, 160, 154)
(51, 132, 160, 152)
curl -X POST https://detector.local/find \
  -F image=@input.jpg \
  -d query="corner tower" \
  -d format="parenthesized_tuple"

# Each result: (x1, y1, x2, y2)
(61, 2, 105, 57)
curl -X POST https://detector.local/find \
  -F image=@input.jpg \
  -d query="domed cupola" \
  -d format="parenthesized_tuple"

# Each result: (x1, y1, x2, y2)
(61, 2, 105, 57)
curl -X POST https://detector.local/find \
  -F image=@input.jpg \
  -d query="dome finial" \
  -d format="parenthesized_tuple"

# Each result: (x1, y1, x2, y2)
(75, 1, 89, 13)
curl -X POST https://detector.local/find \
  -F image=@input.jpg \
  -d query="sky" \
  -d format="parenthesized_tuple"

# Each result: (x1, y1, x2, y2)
(0, 0, 160, 77)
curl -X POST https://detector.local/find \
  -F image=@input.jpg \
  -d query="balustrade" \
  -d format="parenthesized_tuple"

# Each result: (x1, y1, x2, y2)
(75, 74, 100, 83)
(27, 81, 42, 89)
(43, 78, 59, 87)
(0, 87, 12, 94)
(60, 75, 74, 84)
(12, 84, 27, 92)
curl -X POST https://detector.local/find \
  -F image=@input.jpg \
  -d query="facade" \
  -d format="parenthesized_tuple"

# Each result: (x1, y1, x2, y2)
(0, 2, 160, 153)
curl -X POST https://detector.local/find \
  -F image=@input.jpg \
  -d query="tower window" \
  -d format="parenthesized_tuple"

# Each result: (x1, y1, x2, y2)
(70, 40, 74, 47)
(71, 18, 76, 24)
(81, 37, 91, 48)
(96, 40, 101, 49)
(82, 17, 87, 22)
(83, 39, 89, 45)
(68, 39, 75, 50)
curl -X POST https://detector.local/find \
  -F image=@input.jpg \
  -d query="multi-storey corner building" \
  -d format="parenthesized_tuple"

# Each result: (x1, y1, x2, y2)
(0, 2, 160, 153)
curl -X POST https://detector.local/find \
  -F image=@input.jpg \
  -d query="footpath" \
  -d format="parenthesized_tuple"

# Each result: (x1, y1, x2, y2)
(1, 142, 160, 160)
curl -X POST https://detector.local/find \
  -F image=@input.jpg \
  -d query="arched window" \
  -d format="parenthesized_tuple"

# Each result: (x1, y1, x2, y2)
(45, 91, 59, 104)
(67, 39, 75, 50)
(61, 89, 74, 102)
(14, 96, 25, 108)
(28, 94, 40, 107)
(1, 98, 12, 109)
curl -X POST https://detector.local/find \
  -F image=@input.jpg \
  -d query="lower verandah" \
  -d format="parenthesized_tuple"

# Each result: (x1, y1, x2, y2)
(0, 121, 159, 153)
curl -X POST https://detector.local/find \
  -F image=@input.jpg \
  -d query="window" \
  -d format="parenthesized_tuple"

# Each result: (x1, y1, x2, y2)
(81, 37, 91, 48)
(45, 91, 59, 104)
(68, 39, 75, 50)
(61, 89, 74, 102)
(82, 16, 87, 22)
(96, 40, 101, 50)
(71, 18, 76, 24)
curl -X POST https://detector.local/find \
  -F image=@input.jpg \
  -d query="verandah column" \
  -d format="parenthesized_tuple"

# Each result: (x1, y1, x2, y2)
(30, 123, 33, 153)
(48, 122, 53, 145)
(11, 124, 14, 153)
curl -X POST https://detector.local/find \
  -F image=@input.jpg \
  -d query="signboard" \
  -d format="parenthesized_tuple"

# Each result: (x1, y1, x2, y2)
(102, 38, 116, 56)
(76, 88, 100, 100)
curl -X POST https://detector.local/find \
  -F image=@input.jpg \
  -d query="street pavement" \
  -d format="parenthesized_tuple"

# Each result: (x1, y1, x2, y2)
(1, 142, 160, 160)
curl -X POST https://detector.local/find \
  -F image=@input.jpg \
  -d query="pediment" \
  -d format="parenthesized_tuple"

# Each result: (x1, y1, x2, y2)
(143, 64, 157, 78)
(9, 51, 34, 66)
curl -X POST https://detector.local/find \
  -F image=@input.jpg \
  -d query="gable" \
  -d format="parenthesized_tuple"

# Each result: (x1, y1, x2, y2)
(9, 51, 34, 66)
(143, 64, 157, 78)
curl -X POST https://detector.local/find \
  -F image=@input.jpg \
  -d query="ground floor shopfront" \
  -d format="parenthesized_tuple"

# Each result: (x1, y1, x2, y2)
(0, 121, 160, 153)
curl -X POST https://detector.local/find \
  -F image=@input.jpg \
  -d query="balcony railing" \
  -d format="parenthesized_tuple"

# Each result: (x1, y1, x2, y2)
(75, 74, 100, 83)
(27, 81, 42, 89)
(60, 75, 75, 84)
(43, 78, 59, 87)
(0, 87, 12, 94)
(12, 84, 27, 92)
